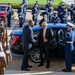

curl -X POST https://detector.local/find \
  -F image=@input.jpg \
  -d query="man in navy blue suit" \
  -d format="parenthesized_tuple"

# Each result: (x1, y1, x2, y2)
(21, 20, 37, 71)
(62, 22, 74, 72)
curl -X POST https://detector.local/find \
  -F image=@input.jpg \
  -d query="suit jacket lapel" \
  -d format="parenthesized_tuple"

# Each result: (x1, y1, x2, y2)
(41, 29, 43, 38)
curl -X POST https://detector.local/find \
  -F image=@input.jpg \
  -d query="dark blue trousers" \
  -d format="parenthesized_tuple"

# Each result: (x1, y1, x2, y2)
(65, 49, 72, 71)
(23, 12, 27, 22)
(7, 17, 11, 27)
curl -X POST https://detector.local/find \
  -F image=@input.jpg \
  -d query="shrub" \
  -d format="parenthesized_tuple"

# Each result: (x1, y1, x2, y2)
(1, 3, 69, 11)
(11, 4, 20, 9)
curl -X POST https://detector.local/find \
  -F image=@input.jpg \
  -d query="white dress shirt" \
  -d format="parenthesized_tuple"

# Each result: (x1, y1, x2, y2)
(43, 28, 47, 42)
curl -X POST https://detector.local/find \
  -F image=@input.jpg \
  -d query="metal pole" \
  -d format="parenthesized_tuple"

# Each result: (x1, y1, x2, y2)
(74, 0, 75, 4)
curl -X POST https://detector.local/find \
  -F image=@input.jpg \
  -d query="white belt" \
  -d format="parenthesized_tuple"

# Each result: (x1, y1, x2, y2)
(66, 41, 73, 43)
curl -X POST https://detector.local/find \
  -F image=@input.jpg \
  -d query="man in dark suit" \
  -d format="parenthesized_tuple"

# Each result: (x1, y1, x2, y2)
(21, 20, 37, 71)
(38, 22, 54, 68)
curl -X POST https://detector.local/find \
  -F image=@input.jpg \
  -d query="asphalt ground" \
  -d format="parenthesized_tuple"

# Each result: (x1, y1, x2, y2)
(5, 11, 75, 75)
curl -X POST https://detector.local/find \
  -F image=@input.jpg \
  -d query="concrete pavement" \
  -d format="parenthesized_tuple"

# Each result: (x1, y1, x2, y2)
(4, 55, 75, 75)
(5, 70, 75, 75)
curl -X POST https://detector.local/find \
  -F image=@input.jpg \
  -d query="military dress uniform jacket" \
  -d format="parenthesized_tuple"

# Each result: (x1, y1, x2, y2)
(39, 18, 47, 26)
(40, 12, 49, 17)
(63, 29, 75, 51)
(0, 27, 7, 68)
(51, 16, 60, 23)
(62, 28, 75, 71)
(0, 27, 12, 68)
(32, 8, 39, 15)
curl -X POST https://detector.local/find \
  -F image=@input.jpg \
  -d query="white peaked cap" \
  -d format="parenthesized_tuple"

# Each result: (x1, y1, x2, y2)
(53, 11, 58, 14)
(67, 22, 74, 27)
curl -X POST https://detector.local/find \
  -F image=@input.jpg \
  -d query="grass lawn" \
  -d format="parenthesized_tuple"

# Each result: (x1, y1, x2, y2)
(0, 0, 65, 5)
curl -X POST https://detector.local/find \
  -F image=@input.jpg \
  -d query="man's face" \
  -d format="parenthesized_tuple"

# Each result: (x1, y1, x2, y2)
(67, 25, 72, 30)
(21, 5, 23, 8)
(45, 10, 48, 12)
(30, 22, 34, 27)
(54, 13, 57, 16)
(42, 23, 47, 29)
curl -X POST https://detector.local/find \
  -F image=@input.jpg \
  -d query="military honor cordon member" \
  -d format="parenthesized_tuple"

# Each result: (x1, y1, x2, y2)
(0, 25, 12, 74)
(62, 22, 74, 72)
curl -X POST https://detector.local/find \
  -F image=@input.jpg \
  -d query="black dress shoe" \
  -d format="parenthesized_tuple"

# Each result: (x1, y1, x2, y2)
(21, 68, 30, 71)
(27, 65, 33, 68)
(62, 69, 72, 72)
(46, 65, 49, 69)
(38, 64, 44, 67)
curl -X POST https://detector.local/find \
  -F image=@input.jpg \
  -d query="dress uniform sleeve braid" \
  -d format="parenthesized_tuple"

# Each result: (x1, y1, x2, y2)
(65, 32, 71, 39)
(50, 29, 54, 38)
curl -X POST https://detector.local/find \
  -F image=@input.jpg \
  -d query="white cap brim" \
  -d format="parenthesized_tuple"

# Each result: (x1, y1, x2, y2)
(67, 22, 74, 27)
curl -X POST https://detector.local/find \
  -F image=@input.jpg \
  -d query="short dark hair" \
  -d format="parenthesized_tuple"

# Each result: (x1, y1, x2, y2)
(28, 20, 34, 24)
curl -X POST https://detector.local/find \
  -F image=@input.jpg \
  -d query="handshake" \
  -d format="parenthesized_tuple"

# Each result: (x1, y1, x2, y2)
(34, 40, 38, 46)
(35, 40, 38, 43)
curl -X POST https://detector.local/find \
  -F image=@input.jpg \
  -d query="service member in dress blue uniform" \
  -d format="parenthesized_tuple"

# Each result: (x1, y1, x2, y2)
(58, 4, 66, 23)
(45, 0, 53, 10)
(7, 4, 12, 27)
(48, 5, 54, 22)
(58, 2, 62, 12)
(22, 0, 28, 5)
(0, 24, 12, 74)
(70, 4, 74, 21)
(34, 1, 40, 11)
(62, 22, 75, 72)
(22, 1, 28, 22)
(51, 11, 60, 23)
(32, 6, 39, 25)
(58, 2, 64, 16)
(63, 7, 68, 23)
(40, 8, 49, 17)
(58, 2, 63, 18)
(72, 5, 75, 23)
(17, 4, 23, 17)
(19, 13, 24, 27)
